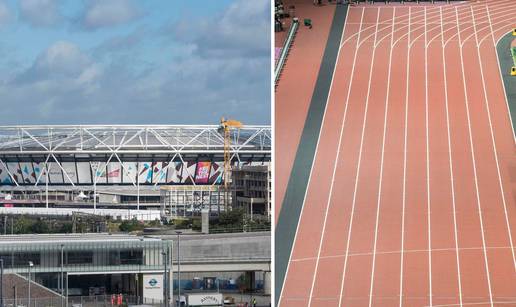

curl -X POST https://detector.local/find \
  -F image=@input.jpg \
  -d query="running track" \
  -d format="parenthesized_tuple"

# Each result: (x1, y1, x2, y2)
(277, 1, 516, 306)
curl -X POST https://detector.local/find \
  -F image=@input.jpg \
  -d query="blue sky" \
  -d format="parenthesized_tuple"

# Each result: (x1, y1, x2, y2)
(0, 0, 271, 125)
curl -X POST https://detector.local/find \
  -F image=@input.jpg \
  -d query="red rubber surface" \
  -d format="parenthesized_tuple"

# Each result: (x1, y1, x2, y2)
(275, 1, 336, 222)
(278, 1, 516, 306)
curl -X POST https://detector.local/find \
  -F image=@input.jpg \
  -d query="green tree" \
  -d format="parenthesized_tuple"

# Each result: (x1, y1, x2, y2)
(31, 220, 50, 233)
(119, 218, 144, 232)
(13, 216, 34, 234)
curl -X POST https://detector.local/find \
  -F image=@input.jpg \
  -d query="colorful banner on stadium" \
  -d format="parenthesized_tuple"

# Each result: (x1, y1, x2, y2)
(195, 162, 211, 184)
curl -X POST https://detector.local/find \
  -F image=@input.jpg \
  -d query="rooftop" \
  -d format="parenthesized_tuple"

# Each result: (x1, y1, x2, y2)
(0, 233, 162, 244)
(0, 125, 271, 156)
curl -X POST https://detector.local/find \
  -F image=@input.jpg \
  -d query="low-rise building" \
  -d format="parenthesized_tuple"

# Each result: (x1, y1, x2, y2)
(0, 233, 172, 303)
(231, 165, 271, 219)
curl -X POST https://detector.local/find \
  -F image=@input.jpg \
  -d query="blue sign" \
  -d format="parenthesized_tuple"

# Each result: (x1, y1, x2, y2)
(149, 278, 158, 287)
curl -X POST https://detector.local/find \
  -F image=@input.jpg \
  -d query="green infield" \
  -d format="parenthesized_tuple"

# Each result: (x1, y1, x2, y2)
(497, 32, 516, 137)
(511, 45, 516, 67)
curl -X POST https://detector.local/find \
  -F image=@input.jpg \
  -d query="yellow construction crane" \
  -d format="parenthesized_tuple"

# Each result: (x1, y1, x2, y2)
(218, 117, 243, 210)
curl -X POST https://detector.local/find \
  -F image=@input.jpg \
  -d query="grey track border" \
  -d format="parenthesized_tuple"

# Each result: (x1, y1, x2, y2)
(275, 4, 349, 305)
(497, 31, 516, 139)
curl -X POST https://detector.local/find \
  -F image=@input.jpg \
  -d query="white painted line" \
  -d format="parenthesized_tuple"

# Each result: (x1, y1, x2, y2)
(292, 245, 515, 262)
(471, 3, 516, 273)
(478, 3, 516, 47)
(456, 6, 493, 307)
(390, 2, 516, 52)
(339, 0, 498, 49)
(413, 3, 516, 48)
(426, 300, 516, 307)
(338, 7, 382, 307)
(429, 4, 514, 44)
(340, 7, 439, 48)
(461, 3, 516, 45)
(424, 7, 433, 307)
(278, 6, 352, 306)
(305, 6, 362, 306)
(443, 2, 516, 46)
(368, 7, 396, 307)
(440, 6, 464, 307)
(443, 10, 516, 48)
(399, 6, 412, 307)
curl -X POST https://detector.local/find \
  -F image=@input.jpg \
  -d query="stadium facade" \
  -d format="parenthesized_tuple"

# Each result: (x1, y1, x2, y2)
(0, 125, 271, 217)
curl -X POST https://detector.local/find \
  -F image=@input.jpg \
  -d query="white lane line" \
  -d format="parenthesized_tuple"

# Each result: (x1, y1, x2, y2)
(344, 9, 435, 53)
(426, 301, 516, 307)
(383, 2, 513, 57)
(368, 7, 396, 307)
(399, 6, 411, 307)
(476, 6, 516, 46)
(340, 6, 440, 47)
(277, 6, 352, 306)
(464, 3, 515, 43)
(306, 6, 363, 306)
(338, 7, 382, 307)
(424, 6, 433, 307)
(456, 6, 494, 307)
(429, 0, 514, 43)
(292, 245, 516, 262)
(480, 3, 516, 272)
(442, 3, 516, 46)
(416, 3, 514, 48)
(338, 0, 506, 48)
(442, 9, 516, 47)
(440, 6, 464, 307)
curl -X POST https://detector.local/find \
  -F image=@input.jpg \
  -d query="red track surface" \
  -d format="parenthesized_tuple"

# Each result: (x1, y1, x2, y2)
(278, 1, 516, 306)
(275, 1, 336, 221)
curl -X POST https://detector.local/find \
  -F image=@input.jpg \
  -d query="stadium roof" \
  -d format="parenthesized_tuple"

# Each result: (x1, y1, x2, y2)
(0, 125, 271, 156)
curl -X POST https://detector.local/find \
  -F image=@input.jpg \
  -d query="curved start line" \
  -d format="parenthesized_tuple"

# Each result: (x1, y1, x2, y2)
(277, 1, 516, 306)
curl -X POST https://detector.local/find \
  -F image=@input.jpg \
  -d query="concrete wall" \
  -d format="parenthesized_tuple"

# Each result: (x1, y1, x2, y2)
(169, 232, 270, 263)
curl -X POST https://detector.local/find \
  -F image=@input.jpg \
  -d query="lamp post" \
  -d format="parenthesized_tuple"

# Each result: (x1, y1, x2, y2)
(45, 163, 49, 209)
(65, 273, 68, 307)
(61, 244, 64, 307)
(0, 258, 4, 307)
(162, 251, 169, 307)
(28, 261, 33, 307)
(91, 162, 100, 213)
(175, 231, 182, 307)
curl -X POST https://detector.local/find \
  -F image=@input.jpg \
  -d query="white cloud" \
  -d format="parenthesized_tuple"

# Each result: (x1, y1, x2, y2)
(80, 0, 141, 30)
(14, 41, 102, 88)
(0, 1, 11, 26)
(35, 41, 93, 76)
(0, 1, 270, 125)
(172, 0, 270, 58)
(19, 0, 62, 27)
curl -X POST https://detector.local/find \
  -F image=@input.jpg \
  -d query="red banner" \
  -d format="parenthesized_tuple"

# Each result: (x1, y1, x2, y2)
(195, 162, 210, 184)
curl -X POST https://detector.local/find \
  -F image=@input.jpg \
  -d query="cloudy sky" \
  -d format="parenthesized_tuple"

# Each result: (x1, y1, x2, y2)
(0, 0, 271, 125)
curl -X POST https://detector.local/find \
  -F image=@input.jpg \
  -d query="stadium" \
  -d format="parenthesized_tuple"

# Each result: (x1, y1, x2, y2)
(0, 125, 271, 220)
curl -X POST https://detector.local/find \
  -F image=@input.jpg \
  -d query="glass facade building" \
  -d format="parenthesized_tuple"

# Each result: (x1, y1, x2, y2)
(0, 234, 171, 274)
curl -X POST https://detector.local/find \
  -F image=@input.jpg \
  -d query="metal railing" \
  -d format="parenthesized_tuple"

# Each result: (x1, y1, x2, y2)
(3, 295, 163, 307)
(208, 224, 271, 234)
(3, 293, 272, 307)
(274, 18, 299, 86)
